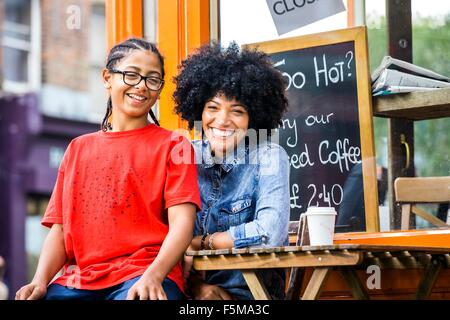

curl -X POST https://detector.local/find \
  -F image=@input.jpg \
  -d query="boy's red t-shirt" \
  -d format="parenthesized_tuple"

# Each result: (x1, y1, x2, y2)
(42, 124, 201, 292)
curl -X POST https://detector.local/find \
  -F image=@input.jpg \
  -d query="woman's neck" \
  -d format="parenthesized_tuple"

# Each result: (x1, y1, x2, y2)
(211, 146, 237, 163)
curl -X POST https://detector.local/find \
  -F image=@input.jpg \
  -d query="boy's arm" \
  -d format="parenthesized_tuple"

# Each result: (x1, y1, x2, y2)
(15, 224, 67, 300)
(127, 203, 197, 300)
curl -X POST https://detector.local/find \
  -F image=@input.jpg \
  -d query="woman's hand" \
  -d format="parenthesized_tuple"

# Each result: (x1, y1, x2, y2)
(190, 235, 203, 251)
(191, 281, 234, 300)
(15, 281, 47, 300)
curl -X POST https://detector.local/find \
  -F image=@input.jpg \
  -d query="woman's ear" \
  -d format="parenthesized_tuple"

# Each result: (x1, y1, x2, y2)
(102, 68, 112, 89)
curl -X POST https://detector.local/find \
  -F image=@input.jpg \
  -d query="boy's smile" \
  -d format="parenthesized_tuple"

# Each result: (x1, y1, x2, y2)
(103, 49, 163, 130)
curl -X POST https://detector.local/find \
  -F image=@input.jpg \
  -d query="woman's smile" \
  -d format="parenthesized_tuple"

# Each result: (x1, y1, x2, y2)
(209, 127, 236, 138)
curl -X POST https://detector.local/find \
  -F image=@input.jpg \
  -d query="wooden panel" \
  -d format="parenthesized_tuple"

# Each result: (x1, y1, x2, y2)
(339, 267, 369, 299)
(320, 269, 450, 299)
(411, 206, 448, 227)
(401, 204, 412, 230)
(355, 26, 380, 233)
(386, 0, 414, 231)
(157, 0, 183, 131)
(286, 267, 305, 300)
(373, 88, 450, 120)
(386, 0, 412, 62)
(395, 176, 450, 202)
(241, 270, 271, 300)
(389, 118, 415, 229)
(302, 267, 332, 300)
(308, 268, 450, 300)
(192, 251, 362, 271)
(188, 243, 450, 257)
(157, 0, 210, 131)
(333, 229, 450, 248)
(105, 0, 143, 49)
(415, 257, 444, 299)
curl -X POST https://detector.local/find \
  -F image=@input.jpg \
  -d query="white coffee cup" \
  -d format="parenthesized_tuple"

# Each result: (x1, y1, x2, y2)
(301, 206, 337, 246)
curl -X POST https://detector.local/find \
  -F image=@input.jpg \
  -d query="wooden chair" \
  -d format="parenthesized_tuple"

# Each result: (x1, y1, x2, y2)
(394, 177, 450, 230)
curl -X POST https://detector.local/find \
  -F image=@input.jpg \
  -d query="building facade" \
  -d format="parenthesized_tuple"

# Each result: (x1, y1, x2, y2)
(0, 0, 105, 298)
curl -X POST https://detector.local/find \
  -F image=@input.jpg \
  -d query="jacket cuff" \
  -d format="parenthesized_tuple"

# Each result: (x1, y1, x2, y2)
(228, 225, 263, 248)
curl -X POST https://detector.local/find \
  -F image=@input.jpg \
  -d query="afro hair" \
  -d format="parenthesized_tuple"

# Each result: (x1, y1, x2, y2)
(173, 42, 288, 131)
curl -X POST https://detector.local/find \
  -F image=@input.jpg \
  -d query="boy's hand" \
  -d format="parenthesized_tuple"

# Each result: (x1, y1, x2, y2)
(126, 273, 167, 300)
(15, 282, 47, 300)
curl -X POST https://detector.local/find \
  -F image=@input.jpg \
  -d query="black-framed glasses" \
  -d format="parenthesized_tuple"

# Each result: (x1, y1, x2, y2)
(109, 68, 164, 91)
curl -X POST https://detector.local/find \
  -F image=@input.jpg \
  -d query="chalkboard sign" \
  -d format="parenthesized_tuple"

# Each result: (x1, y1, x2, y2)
(246, 27, 379, 232)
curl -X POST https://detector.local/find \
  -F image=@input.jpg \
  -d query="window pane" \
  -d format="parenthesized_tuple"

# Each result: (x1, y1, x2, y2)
(2, 46, 28, 82)
(412, 0, 450, 78)
(89, 4, 106, 65)
(5, 0, 31, 25)
(412, 0, 450, 229)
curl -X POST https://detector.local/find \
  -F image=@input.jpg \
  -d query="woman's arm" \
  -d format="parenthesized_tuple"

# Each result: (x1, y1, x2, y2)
(228, 145, 290, 248)
(126, 202, 197, 300)
(15, 224, 67, 300)
(190, 232, 233, 251)
(191, 145, 290, 251)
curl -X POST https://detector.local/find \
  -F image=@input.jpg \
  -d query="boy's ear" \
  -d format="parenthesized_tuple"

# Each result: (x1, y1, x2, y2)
(102, 68, 112, 89)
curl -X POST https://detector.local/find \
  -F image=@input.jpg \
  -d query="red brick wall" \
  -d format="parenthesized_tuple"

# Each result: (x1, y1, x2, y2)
(41, 0, 91, 91)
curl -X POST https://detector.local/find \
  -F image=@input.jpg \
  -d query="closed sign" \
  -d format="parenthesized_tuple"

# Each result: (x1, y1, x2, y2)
(266, 0, 346, 35)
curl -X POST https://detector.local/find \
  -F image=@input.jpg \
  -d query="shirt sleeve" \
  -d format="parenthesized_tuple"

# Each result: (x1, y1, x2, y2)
(228, 144, 290, 248)
(164, 135, 202, 211)
(41, 142, 72, 228)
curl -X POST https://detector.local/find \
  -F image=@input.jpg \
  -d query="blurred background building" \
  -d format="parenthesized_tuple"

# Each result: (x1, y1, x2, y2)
(0, 0, 106, 298)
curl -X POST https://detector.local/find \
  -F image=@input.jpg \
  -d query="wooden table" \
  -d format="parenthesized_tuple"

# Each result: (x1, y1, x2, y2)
(186, 244, 450, 300)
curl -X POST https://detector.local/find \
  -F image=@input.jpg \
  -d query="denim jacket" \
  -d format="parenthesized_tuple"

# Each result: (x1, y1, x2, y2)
(192, 139, 290, 300)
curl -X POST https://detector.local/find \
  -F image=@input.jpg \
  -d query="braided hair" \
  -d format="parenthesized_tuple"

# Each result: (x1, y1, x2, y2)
(101, 38, 164, 131)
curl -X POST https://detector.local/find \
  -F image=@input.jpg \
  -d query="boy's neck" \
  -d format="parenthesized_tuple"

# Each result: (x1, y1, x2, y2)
(111, 116, 150, 132)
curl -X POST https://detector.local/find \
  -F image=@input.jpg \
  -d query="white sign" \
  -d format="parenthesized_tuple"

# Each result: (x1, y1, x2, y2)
(266, 0, 346, 35)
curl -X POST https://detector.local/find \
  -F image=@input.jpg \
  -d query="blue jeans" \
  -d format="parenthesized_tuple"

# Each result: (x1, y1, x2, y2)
(45, 276, 184, 300)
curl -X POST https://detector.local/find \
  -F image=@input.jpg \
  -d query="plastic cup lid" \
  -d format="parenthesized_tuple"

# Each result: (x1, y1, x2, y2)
(305, 206, 337, 215)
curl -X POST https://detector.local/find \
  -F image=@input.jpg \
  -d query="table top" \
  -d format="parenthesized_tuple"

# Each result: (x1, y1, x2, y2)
(187, 244, 450, 272)
(186, 244, 450, 257)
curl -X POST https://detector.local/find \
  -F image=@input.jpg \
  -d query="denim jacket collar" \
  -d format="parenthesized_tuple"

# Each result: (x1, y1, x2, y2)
(200, 140, 249, 173)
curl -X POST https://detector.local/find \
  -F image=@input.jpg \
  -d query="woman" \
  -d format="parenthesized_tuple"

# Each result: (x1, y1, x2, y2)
(174, 42, 290, 300)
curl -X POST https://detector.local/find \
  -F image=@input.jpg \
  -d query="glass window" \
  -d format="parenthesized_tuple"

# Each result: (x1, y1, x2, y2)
(88, 3, 107, 122)
(2, 0, 32, 85)
(411, 0, 450, 229)
(5, 0, 31, 25)
(366, 1, 450, 230)
(2, 46, 28, 82)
